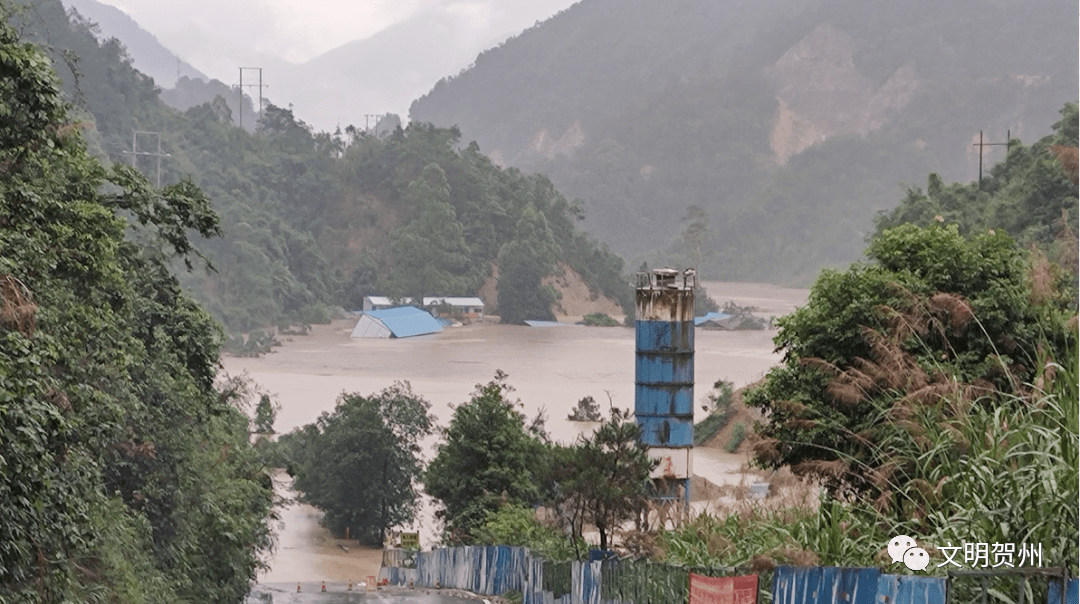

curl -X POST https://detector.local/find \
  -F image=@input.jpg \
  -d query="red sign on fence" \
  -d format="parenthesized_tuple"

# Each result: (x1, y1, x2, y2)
(689, 573, 759, 604)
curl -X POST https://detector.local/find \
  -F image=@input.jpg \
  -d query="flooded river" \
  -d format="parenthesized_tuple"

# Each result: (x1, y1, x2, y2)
(229, 282, 808, 584)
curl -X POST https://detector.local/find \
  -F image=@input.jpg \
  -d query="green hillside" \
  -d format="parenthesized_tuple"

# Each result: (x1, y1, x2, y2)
(9, 0, 630, 330)
(410, 0, 1078, 283)
(0, 6, 273, 600)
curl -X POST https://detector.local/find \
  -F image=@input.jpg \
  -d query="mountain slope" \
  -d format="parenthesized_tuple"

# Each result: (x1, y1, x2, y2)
(8, 0, 632, 331)
(61, 0, 206, 87)
(410, 0, 1078, 283)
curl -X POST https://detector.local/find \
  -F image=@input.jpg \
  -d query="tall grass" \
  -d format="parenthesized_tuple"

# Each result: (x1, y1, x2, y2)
(659, 323, 1078, 591)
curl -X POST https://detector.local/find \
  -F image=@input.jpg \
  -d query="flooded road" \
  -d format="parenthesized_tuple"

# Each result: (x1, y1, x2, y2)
(258, 472, 383, 585)
(228, 281, 808, 584)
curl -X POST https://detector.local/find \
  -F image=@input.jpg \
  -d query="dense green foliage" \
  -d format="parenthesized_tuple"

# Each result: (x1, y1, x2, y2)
(0, 11, 273, 602)
(497, 204, 558, 323)
(423, 372, 548, 541)
(411, 0, 1077, 283)
(385, 163, 476, 301)
(746, 224, 1073, 495)
(876, 103, 1079, 261)
(663, 345, 1078, 578)
(739, 220, 1078, 574)
(548, 407, 656, 551)
(277, 384, 434, 545)
(10, 0, 633, 333)
(429, 393, 654, 556)
(473, 504, 586, 562)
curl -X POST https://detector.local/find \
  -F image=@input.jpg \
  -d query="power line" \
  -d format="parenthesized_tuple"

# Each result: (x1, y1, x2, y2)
(972, 129, 1010, 190)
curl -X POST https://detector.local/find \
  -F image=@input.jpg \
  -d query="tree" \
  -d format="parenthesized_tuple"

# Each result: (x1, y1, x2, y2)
(282, 383, 434, 545)
(254, 394, 277, 436)
(0, 13, 274, 602)
(497, 204, 558, 324)
(679, 204, 709, 270)
(567, 395, 602, 422)
(386, 163, 475, 301)
(745, 223, 1074, 500)
(424, 371, 546, 541)
(874, 103, 1078, 252)
(556, 407, 656, 551)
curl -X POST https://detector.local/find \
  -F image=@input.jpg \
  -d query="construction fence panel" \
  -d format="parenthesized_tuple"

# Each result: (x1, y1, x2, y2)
(598, 557, 689, 604)
(772, 567, 883, 604)
(876, 573, 946, 604)
(688, 573, 759, 604)
(378, 566, 418, 586)
(1046, 578, 1080, 604)
(401, 546, 531, 593)
(384, 548, 1019, 604)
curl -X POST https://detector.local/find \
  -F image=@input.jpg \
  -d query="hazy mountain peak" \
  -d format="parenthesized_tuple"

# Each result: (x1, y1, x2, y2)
(61, 0, 206, 87)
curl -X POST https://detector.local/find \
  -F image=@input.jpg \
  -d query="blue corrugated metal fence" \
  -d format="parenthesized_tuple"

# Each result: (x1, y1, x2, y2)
(381, 550, 1077, 604)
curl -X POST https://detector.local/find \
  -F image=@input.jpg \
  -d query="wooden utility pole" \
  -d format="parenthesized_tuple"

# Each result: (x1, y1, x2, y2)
(972, 130, 1010, 190)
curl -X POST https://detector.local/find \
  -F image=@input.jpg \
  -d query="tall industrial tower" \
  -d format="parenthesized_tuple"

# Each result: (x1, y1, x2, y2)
(634, 268, 695, 505)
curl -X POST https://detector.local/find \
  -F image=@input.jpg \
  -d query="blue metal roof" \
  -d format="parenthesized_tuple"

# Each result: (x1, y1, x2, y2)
(365, 306, 443, 338)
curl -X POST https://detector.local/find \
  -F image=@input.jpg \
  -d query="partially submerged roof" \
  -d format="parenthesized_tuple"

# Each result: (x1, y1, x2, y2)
(351, 306, 443, 338)
(423, 297, 485, 308)
(364, 295, 395, 307)
(694, 312, 734, 326)
(523, 320, 575, 327)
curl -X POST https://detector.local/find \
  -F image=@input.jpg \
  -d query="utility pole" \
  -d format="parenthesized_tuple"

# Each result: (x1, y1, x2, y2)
(124, 131, 171, 188)
(972, 130, 1010, 190)
(238, 67, 268, 130)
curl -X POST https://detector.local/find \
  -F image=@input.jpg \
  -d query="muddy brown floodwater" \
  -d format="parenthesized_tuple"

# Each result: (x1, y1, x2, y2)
(231, 281, 808, 585)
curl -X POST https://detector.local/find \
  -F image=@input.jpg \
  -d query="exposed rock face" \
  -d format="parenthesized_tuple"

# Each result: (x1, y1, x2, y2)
(528, 121, 586, 159)
(479, 261, 623, 321)
(766, 23, 920, 163)
(542, 261, 624, 320)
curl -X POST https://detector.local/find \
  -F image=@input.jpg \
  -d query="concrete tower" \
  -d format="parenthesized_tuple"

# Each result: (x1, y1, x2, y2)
(634, 268, 695, 504)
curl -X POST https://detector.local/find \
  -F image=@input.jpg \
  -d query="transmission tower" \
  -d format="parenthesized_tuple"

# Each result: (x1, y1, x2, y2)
(238, 67, 268, 130)
(124, 131, 171, 187)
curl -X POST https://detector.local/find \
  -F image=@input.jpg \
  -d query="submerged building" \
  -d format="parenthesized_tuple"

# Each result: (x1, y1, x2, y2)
(350, 306, 444, 339)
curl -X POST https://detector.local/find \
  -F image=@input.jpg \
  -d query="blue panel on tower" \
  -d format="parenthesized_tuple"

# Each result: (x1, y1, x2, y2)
(634, 384, 694, 416)
(635, 354, 694, 384)
(637, 416, 693, 447)
(635, 320, 694, 353)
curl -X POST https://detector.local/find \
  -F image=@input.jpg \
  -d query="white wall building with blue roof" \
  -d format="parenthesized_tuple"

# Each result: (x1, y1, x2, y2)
(350, 306, 444, 338)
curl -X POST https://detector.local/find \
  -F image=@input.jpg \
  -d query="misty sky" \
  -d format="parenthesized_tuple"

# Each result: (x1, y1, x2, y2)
(91, 0, 578, 80)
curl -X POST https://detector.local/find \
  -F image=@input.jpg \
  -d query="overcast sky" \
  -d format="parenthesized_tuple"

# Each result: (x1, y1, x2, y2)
(91, 0, 578, 78)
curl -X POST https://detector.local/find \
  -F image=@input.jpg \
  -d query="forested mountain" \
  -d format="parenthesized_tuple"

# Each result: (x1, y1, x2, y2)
(410, 0, 1078, 284)
(0, 7, 273, 601)
(61, 0, 206, 87)
(10, 0, 630, 331)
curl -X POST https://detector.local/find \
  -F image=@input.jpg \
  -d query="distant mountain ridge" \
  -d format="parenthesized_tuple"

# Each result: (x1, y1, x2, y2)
(410, 0, 1078, 283)
(57, 0, 579, 134)
(62, 0, 206, 88)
